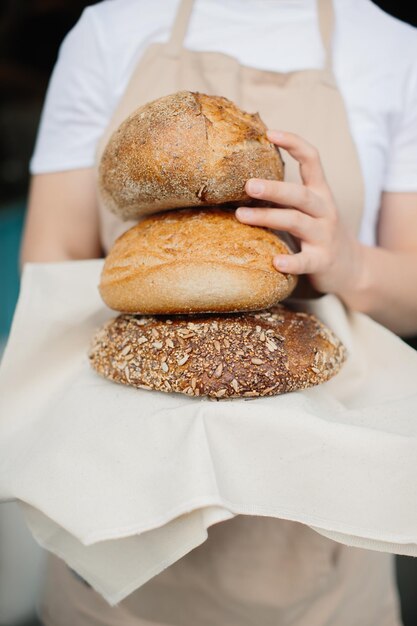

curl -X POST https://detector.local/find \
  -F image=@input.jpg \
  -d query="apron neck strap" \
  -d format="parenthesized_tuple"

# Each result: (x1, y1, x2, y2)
(166, 0, 194, 57)
(317, 0, 335, 78)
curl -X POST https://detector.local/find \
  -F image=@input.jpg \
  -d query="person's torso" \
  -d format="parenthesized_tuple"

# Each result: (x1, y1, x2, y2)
(41, 2, 405, 624)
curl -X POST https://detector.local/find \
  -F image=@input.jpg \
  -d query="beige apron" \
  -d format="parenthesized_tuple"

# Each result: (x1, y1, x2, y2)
(40, 0, 401, 624)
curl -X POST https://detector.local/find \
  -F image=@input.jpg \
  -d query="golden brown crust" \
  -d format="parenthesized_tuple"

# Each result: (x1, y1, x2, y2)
(88, 305, 346, 399)
(99, 208, 298, 314)
(98, 91, 284, 220)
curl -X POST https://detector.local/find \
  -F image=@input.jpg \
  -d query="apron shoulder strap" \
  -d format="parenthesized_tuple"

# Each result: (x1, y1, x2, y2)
(317, 0, 336, 82)
(166, 0, 195, 57)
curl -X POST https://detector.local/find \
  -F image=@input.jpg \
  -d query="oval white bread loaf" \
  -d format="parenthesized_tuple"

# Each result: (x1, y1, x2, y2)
(98, 90, 284, 220)
(99, 208, 298, 314)
(89, 306, 346, 399)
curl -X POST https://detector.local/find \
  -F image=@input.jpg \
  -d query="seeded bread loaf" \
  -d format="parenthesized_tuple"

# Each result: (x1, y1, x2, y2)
(99, 208, 298, 314)
(98, 90, 284, 220)
(89, 306, 346, 399)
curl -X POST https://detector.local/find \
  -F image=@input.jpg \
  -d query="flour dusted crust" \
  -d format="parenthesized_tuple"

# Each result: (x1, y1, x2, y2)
(98, 91, 285, 219)
(99, 208, 298, 314)
(89, 306, 346, 399)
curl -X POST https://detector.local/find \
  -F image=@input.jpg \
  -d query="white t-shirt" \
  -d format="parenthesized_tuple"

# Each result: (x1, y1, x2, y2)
(30, 0, 417, 245)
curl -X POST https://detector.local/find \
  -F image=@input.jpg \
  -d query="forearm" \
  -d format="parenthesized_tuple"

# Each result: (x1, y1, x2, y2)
(20, 230, 84, 266)
(338, 244, 417, 337)
(20, 170, 102, 269)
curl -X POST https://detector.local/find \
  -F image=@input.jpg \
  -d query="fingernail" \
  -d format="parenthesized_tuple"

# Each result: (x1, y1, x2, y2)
(274, 255, 288, 270)
(236, 207, 253, 219)
(267, 130, 284, 141)
(247, 180, 264, 195)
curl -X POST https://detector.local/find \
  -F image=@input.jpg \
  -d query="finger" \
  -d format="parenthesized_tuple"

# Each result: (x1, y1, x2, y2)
(273, 250, 319, 275)
(236, 207, 318, 241)
(266, 130, 326, 188)
(245, 179, 325, 217)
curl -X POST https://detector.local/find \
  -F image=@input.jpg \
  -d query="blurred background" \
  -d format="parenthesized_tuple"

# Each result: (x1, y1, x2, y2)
(0, 1, 416, 625)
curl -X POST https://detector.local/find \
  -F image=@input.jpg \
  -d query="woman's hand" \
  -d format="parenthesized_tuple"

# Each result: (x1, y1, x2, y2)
(235, 130, 364, 297)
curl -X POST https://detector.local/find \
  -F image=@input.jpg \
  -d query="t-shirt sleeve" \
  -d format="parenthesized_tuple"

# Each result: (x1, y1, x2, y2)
(29, 7, 111, 174)
(383, 59, 417, 192)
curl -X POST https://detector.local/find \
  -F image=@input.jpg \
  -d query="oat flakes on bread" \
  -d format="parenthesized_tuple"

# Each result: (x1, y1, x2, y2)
(98, 90, 284, 220)
(88, 306, 346, 399)
(99, 208, 298, 315)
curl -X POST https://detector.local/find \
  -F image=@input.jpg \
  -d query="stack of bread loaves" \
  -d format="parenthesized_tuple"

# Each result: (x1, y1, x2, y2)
(89, 91, 346, 399)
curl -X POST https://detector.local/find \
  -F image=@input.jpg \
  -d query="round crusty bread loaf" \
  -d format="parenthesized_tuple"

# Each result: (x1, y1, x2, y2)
(99, 208, 298, 314)
(98, 90, 284, 220)
(88, 306, 346, 399)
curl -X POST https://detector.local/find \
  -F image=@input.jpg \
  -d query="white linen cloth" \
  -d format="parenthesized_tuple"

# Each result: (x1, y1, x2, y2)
(0, 259, 417, 605)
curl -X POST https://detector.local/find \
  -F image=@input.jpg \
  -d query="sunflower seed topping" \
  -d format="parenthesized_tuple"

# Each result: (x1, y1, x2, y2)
(214, 363, 223, 378)
(89, 306, 346, 400)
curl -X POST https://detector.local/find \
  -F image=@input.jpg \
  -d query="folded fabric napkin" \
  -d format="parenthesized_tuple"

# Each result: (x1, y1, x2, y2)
(0, 260, 416, 604)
